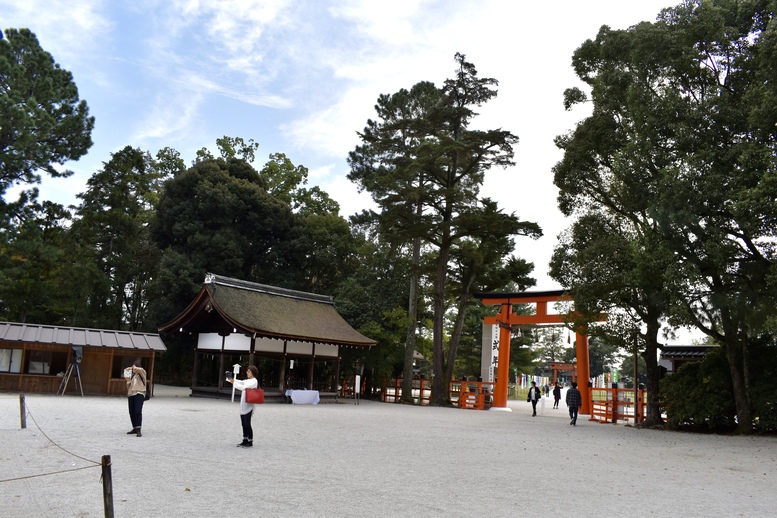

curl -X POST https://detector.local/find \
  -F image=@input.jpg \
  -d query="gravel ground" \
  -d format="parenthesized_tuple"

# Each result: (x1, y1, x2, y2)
(1, 386, 776, 518)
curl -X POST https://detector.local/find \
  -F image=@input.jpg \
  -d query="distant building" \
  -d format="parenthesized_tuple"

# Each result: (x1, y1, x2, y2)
(158, 273, 376, 400)
(0, 322, 165, 395)
(659, 345, 717, 375)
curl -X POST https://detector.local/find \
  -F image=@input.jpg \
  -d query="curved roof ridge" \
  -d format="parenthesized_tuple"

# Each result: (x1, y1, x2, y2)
(205, 273, 333, 304)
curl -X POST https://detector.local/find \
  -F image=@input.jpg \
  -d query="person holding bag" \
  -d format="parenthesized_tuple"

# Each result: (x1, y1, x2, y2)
(227, 364, 259, 447)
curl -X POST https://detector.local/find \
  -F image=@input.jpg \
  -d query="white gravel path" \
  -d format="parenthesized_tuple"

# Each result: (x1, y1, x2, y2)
(1, 386, 775, 517)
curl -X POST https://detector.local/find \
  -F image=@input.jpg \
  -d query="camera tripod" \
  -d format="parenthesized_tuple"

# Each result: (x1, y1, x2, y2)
(57, 360, 84, 396)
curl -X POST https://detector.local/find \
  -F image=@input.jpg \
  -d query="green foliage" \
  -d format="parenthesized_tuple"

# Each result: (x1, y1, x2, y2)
(334, 231, 414, 393)
(215, 136, 259, 163)
(587, 336, 620, 378)
(151, 156, 293, 320)
(553, 0, 777, 431)
(748, 343, 777, 433)
(0, 28, 94, 195)
(659, 348, 737, 431)
(70, 146, 166, 330)
(0, 192, 76, 323)
(348, 53, 540, 404)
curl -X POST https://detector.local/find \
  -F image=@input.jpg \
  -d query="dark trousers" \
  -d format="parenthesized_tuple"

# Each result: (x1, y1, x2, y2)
(569, 405, 579, 424)
(240, 410, 253, 441)
(531, 400, 538, 415)
(128, 393, 144, 428)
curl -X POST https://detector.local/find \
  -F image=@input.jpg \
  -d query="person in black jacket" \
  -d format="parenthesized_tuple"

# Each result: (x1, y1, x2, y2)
(527, 381, 541, 417)
(552, 382, 561, 409)
(566, 381, 583, 425)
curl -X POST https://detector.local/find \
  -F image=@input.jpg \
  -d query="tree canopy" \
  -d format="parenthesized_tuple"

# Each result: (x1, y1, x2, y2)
(0, 29, 94, 198)
(552, 0, 777, 432)
(349, 53, 541, 404)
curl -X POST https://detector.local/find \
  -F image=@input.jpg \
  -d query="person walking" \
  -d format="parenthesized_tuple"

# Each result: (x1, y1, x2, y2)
(527, 381, 541, 417)
(552, 382, 561, 409)
(566, 381, 583, 425)
(125, 358, 146, 437)
(227, 365, 259, 447)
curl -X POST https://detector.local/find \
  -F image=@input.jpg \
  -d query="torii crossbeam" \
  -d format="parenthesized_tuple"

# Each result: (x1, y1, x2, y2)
(474, 290, 605, 414)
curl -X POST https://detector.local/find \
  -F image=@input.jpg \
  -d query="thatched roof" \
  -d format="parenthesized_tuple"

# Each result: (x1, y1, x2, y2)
(158, 274, 376, 348)
(0, 322, 166, 351)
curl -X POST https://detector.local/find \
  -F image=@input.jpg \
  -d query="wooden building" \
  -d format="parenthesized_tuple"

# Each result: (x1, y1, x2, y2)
(0, 322, 166, 396)
(158, 273, 376, 400)
(659, 345, 716, 375)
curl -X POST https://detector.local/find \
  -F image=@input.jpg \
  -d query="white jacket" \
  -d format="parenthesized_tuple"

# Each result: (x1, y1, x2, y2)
(233, 377, 258, 415)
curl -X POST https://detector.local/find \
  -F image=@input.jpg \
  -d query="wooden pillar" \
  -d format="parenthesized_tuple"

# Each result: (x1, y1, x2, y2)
(575, 331, 591, 415)
(218, 339, 226, 390)
(280, 341, 287, 390)
(149, 353, 156, 397)
(334, 354, 341, 402)
(192, 351, 200, 388)
(492, 303, 513, 411)
(308, 344, 315, 390)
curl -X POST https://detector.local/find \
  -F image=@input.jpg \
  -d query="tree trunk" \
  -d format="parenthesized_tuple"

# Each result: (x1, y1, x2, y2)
(444, 270, 476, 387)
(400, 236, 421, 404)
(444, 295, 469, 388)
(641, 319, 662, 427)
(431, 244, 451, 406)
(724, 337, 753, 434)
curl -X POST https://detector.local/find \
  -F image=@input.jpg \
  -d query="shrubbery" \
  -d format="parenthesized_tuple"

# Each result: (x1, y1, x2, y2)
(659, 345, 777, 433)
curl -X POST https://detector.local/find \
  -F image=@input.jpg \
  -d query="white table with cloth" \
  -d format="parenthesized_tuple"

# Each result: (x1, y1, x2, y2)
(284, 389, 320, 404)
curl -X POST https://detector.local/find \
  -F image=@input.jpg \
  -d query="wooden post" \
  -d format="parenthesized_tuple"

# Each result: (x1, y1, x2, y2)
(492, 303, 513, 410)
(575, 332, 591, 415)
(612, 384, 618, 424)
(192, 350, 200, 388)
(19, 394, 26, 429)
(101, 455, 114, 518)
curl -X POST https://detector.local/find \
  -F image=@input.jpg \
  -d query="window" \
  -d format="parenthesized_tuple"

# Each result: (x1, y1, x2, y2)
(24, 350, 68, 375)
(0, 348, 23, 373)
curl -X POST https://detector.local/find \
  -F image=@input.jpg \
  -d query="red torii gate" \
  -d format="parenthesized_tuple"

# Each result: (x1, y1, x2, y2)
(549, 362, 577, 384)
(474, 290, 603, 415)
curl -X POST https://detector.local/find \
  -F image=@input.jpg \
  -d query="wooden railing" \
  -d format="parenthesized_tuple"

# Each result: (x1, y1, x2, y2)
(382, 378, 432, 405)
(449, 380, 495, 410)
(381, 378, 499, 409)
(589, 387, 647, 424)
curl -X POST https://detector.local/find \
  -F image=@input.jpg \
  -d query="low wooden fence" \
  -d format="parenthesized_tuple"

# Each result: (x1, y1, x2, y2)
(449, 380, 495, 410)
(589, 387, 647, 424)
(382, 378, 432, 405)
(381, 378, 497, 408)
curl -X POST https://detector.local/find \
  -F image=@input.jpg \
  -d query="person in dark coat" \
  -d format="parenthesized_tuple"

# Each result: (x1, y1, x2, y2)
(552, 382, 561, 409)
(527, 381, 541, 417)
(566, 381, 583, 425)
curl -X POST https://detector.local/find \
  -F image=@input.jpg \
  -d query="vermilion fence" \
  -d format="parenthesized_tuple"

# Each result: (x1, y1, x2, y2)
(382, 378, 432, 405)
(589, 387, 647, 424)
(381, 378, 497, 408)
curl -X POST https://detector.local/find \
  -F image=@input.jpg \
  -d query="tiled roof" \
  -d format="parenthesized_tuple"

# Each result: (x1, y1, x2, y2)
(0, 322, 167, 351)
(159, 273, 376, 347)
(660, 345, 715, 358)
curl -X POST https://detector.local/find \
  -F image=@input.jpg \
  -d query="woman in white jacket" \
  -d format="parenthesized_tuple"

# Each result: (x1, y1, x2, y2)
(227, 365, 259, 447)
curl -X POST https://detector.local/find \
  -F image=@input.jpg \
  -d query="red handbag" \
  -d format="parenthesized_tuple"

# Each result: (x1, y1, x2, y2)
(245, 387, 264, 404)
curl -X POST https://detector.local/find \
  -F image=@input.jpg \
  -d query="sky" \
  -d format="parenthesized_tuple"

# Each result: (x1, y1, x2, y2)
(2, 0, 689, 336)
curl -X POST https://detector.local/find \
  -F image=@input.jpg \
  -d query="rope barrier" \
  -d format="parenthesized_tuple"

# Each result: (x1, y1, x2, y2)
(0, 400, 101, 485)
(24, 405, 101, 465)
(0, 464, 99, 484)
